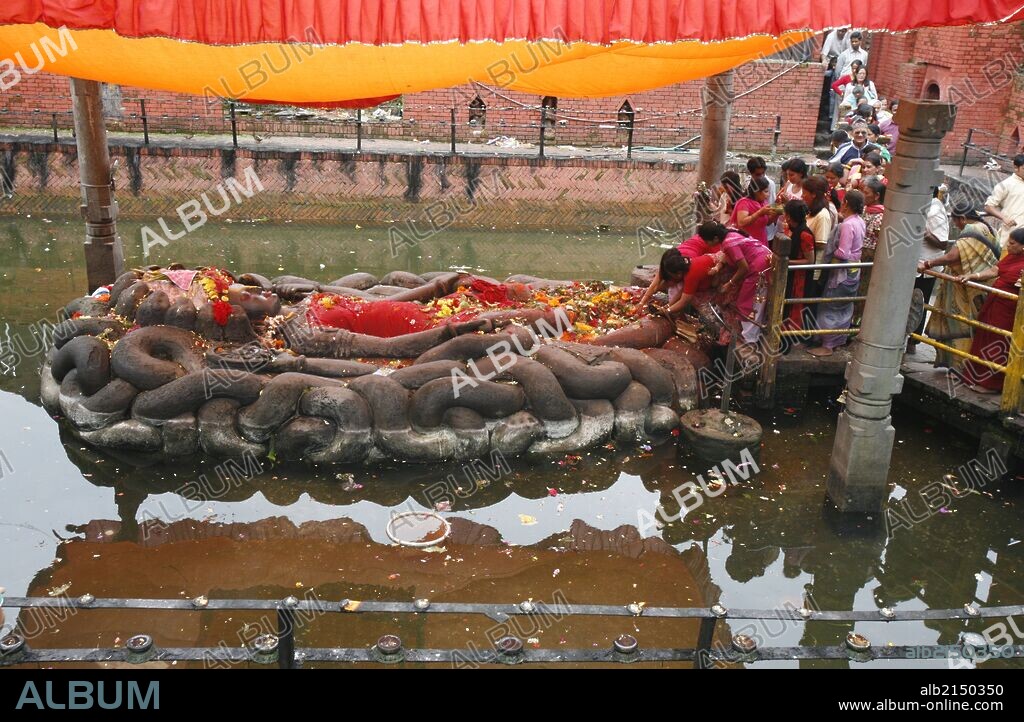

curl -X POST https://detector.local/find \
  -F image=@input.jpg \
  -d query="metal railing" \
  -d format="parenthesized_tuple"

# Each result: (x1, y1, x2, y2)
(2, 596, 1021, 668)
(958, 127, 1023, 177)
(0, 99, 785, 159)
(757, 235, 1024, 415)
(909, 266, 1024, 415)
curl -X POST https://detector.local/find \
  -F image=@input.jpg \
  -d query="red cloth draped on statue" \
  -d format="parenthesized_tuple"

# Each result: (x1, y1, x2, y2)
(306, 279, 525, 337)
(308, 295, 433, 337)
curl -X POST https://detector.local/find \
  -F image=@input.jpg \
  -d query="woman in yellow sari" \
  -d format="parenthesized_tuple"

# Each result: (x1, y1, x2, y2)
(919, 203, 1000, 369)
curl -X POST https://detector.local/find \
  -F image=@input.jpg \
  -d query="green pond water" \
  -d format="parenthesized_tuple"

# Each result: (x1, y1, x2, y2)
(1, 213, 1022, 668)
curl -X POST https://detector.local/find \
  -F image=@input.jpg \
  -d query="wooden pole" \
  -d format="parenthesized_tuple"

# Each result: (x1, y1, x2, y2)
(70, 78, 123, 292)
(697, 70, 734, 186)
(756, 236, 791, 407)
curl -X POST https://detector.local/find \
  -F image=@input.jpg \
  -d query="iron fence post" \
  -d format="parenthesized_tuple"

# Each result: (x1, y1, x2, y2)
(959, 128, 973, 177)
(757, 235, 792, 407)
(140, 99, 149, 145)
(277, 606, 296, 669)
(695, 616, 717, 669)
(771, 114, 781, 159)
(51, 113, 58, 142)
(626, 124, 634, 159)
(230, 101, 239, 148)
(538, 107, 546, 159)
(720, 340, 737, 413)
(450, 107, 457, 155)
(356, 108, 362, 152)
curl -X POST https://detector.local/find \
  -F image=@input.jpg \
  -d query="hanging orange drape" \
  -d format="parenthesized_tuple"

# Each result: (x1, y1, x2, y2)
(0, 1, 1021, 104)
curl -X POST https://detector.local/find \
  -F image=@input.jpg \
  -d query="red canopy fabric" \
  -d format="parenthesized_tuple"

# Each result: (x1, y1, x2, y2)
(1, 2, 1021, 103)
(2, 1, 1021, 45)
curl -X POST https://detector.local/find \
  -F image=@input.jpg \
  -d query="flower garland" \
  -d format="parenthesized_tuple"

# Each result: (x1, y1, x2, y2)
(199, 268, 234, 326)
(532, 284, 642, 341)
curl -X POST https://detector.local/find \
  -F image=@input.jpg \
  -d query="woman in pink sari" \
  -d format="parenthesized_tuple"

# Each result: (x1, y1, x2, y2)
(717, 224, 775, 345)
(729, 177, 778, 245)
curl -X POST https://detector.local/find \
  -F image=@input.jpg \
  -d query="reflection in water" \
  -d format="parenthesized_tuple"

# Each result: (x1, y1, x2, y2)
(2, 214, 1023, 666)
(24, 516, 724, 668)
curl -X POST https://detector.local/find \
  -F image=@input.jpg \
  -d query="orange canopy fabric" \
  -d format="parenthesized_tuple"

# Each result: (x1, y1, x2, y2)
(1, 1, 1021, 104)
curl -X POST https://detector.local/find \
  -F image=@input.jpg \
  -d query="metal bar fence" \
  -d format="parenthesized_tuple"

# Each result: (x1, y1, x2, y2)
(0, 101, 785, 159)
(2, 596, 1021, 669)
(757, 238, 1024, 414)
(958, 127, 1022, 176)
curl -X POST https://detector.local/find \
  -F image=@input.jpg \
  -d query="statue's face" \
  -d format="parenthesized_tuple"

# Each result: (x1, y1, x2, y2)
(241, 290, 281, 318)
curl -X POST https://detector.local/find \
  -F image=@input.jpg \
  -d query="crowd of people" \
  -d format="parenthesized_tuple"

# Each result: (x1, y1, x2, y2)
(636, 28, 1024, 391)
(639, 140, 1024, 392)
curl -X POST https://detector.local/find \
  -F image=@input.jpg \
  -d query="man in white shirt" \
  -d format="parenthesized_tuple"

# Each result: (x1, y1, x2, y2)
(822, 28, 852, 126)
(835, 31, 869, 78)
(821, 28, 851, 64)
(984, 154, 1024, 249)
(909, 188, 949, 352)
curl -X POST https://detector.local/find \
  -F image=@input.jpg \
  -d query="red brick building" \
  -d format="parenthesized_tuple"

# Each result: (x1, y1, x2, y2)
(2, 23, 1022, 161)
(0, 58, 821, 153)
(869, 22, 1024, 160)
(400, 60, 821, 153)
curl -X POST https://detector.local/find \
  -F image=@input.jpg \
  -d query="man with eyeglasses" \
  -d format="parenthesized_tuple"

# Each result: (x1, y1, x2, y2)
(849, 125, 882, 159)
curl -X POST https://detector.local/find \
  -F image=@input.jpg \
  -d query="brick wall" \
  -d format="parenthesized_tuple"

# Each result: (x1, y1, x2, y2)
(403, 60, 821, 153)
(870, 22, 1024, 160)
(2, 60, 821, 154)
(6, 23, 1023, 162)
(0, 138, 699, 234)
(1002, 74, 1024, 149)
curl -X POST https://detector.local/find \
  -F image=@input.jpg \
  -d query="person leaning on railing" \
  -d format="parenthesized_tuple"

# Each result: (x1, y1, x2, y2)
(782, 200, 816, 330)
(984, 154, 1024, 251)
(953, 228, 1024, 394)
(807, 190, 866, 358)
(919, 201, 1000, 370)
(719, 224, 775, 348)
(854, 176, 886, 324)
(906, 187, 950, 353)
(801, 175, 838, 299)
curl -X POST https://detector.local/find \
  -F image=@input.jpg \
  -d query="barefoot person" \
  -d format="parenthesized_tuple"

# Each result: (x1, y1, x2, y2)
(718, 224, 774, 345)
(920, 201, 1000, 369)
(808, 190, 866, 357)
(637, 246, 719, 316)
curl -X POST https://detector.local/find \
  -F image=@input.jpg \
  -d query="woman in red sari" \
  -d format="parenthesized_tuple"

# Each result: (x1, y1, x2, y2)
(957, 228, 1024, 393)
(782, 199, 816, 328)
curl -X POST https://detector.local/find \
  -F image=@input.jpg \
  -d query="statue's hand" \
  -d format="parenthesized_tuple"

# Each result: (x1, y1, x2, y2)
(450, 319, 488, 335)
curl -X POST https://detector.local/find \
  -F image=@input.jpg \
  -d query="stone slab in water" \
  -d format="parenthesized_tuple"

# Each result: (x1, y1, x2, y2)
(679, 409, 763, 464)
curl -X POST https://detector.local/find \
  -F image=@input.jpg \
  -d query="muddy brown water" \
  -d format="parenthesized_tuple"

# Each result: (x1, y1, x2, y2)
(1, 214, 1022, 668)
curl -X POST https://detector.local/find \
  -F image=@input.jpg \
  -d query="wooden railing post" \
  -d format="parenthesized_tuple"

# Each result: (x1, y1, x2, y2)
(998, 270, 1024, 415)
(756, 235, 791, 407)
